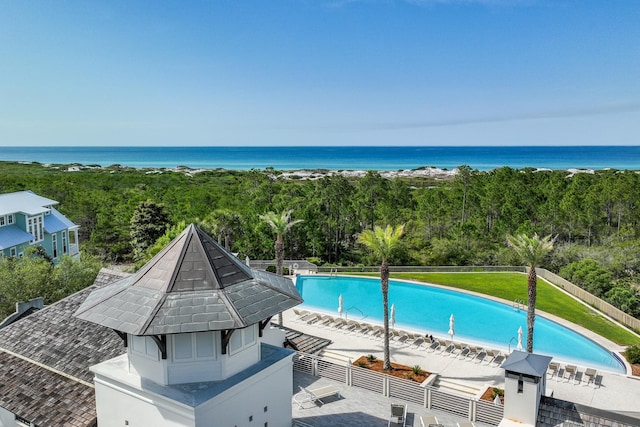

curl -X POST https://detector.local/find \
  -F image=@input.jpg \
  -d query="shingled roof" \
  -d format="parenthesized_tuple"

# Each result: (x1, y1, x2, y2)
(0, 269, 127, 426)
(74, 224, 303, 336)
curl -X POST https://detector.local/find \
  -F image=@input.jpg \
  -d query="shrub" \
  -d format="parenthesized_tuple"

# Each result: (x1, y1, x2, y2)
(265, 265, 290, 275)
(356, 360, 368, 367)
(412, 365, 422, 375)
(366, 354, 377, 362)
(491, 387, 504, 400)
(625, 345, 640, 364)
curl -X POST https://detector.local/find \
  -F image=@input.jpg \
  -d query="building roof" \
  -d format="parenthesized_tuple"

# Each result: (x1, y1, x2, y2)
(0, 352, 97, 427)
(0, 190, 58, 216)
(44, 207, 78, 233)
(0, 224, 33, 249)
(500, 350, 553, 377)
(0, 269, 127, 426)
(74, 224, 303, 336)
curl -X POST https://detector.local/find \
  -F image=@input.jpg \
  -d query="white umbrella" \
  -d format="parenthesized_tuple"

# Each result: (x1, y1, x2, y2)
(338, 294, 344, 317)
(448, 313, 455, 341)
(517, 326, 523, 351)
(390, 304, 396, 329)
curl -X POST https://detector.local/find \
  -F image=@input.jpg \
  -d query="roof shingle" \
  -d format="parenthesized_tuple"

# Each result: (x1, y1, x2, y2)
(74, 224, 303, 335)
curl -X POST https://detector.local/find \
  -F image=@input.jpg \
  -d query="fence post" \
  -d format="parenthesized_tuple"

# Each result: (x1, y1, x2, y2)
(425, 387, 432, 409)
(312, 357, 318, 377)
(346, 363, 352, 386)
(469, 400, 476, 421)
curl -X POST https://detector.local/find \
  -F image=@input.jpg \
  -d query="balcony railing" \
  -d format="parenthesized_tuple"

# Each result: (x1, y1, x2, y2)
(293, 351, 503, 425)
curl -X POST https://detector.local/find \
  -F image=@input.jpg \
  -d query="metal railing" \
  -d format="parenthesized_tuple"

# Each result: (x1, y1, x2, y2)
(293, 351, 503, 426)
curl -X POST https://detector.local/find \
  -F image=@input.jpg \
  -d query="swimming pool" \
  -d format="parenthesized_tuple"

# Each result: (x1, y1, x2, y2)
(295, 275, 626, 374)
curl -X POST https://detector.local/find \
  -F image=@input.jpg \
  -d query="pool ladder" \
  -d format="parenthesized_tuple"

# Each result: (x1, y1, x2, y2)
(513, 298, 525, 311)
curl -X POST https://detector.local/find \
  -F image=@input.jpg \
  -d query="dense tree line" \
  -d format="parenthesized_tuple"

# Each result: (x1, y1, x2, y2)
(1, 162, 639, 319)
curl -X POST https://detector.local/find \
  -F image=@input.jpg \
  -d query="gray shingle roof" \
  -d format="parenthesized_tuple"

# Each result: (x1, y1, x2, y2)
(0, 352, 97, 427)
(74, 224, 303, 336)
(500, 350, 553, 377)
(0, 269, 128, 427)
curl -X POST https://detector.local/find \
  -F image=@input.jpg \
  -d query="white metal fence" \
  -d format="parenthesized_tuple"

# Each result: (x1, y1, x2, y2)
(293, 352, 504, 426)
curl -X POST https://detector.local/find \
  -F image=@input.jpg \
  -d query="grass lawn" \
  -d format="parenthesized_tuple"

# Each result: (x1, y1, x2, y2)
(352, 271, 640, 347)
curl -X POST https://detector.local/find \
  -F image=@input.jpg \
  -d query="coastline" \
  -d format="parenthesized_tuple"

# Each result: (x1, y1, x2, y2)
(47, 162, 606, 182)
(4, 146, 640, 173)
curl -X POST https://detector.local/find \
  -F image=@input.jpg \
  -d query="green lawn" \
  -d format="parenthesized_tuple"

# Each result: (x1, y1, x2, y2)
(352, 271, 640, 346)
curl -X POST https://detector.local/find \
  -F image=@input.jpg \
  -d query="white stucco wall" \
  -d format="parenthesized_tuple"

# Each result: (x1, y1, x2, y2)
(195, 351, 294, 427)
(502, 374, 540, 426)
(261, 325, 287, 348)
(93, 374, 195, 427)
(92, 345, 295, 427)
(222, 340, 260, 378)
(0, 407, 15, 427)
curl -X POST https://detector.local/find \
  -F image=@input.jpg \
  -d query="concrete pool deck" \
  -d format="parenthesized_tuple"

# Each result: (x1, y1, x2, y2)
(283, 309, 640, 418)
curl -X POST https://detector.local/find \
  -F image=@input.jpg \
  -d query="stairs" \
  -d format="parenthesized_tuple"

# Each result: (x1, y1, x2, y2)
(432, 377, 483, 397)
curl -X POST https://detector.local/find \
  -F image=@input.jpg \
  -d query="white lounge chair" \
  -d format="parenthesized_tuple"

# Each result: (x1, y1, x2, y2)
(584, 367, 597, 386)
(420, 415, 440, 427)
(474, 350, 487, 363)
(293, 385, 341, 408)
(388, 403, 407, 427)
(491, 353, 505, 366)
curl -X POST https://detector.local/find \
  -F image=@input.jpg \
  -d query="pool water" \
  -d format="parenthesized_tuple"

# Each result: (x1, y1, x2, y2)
(295, 275, 626, 374)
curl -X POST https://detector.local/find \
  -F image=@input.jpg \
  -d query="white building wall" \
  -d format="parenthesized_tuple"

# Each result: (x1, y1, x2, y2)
(502, 375, 539, 426)
(91, 346, 294, 427)
(195, 352, 294, 427)
(261, 325, 286, 348)
(222, 341, 260, 378)
(128, 349, 166, 385)
(93, 373, 195, 427)
(0, 407, 16, 427)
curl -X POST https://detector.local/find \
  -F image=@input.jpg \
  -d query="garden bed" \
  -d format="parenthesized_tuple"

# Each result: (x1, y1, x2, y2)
(480, 386, 504, 404)
(353, 355, 431, 383)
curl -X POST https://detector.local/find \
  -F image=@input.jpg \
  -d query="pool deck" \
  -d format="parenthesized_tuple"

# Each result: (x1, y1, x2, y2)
(284, 308, 640, 420)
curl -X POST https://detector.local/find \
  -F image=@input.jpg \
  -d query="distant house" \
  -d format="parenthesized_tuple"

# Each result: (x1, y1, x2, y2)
(0, 190, 80, 263)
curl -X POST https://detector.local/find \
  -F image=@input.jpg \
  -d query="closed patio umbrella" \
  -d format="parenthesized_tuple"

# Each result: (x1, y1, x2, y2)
(517, 326, 523, 351)
(338, 294, 343, 317)
(448, 313, 455, 341)
(390, 304, 396, 329)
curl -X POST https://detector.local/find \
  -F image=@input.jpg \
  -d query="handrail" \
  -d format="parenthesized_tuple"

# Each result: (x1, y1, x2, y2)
(512, 298, 524, 311)
(345, 306, 366, 320)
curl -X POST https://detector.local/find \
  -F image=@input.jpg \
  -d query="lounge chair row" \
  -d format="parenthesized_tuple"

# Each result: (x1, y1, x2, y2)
(422, 339, 506, 365)
(293, 309, 508, 366)
(547, 362, 602, 387)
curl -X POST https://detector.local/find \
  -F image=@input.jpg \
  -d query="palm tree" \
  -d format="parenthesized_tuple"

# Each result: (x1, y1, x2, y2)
(260, 210, 303, 325)
(202, 209, 241, 250)
(506, 232, 555, 353)
(358, 224, 405, 370)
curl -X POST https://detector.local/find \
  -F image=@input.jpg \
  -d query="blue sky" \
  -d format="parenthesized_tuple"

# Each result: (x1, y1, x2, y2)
(1, 0, 639, 146)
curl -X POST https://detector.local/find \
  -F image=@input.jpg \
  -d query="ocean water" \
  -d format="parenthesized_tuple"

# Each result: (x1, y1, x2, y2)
(1, 146, 639, 171)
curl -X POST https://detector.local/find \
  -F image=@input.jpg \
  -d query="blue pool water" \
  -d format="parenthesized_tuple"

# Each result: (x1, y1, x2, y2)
(295, 275, 626, 374)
